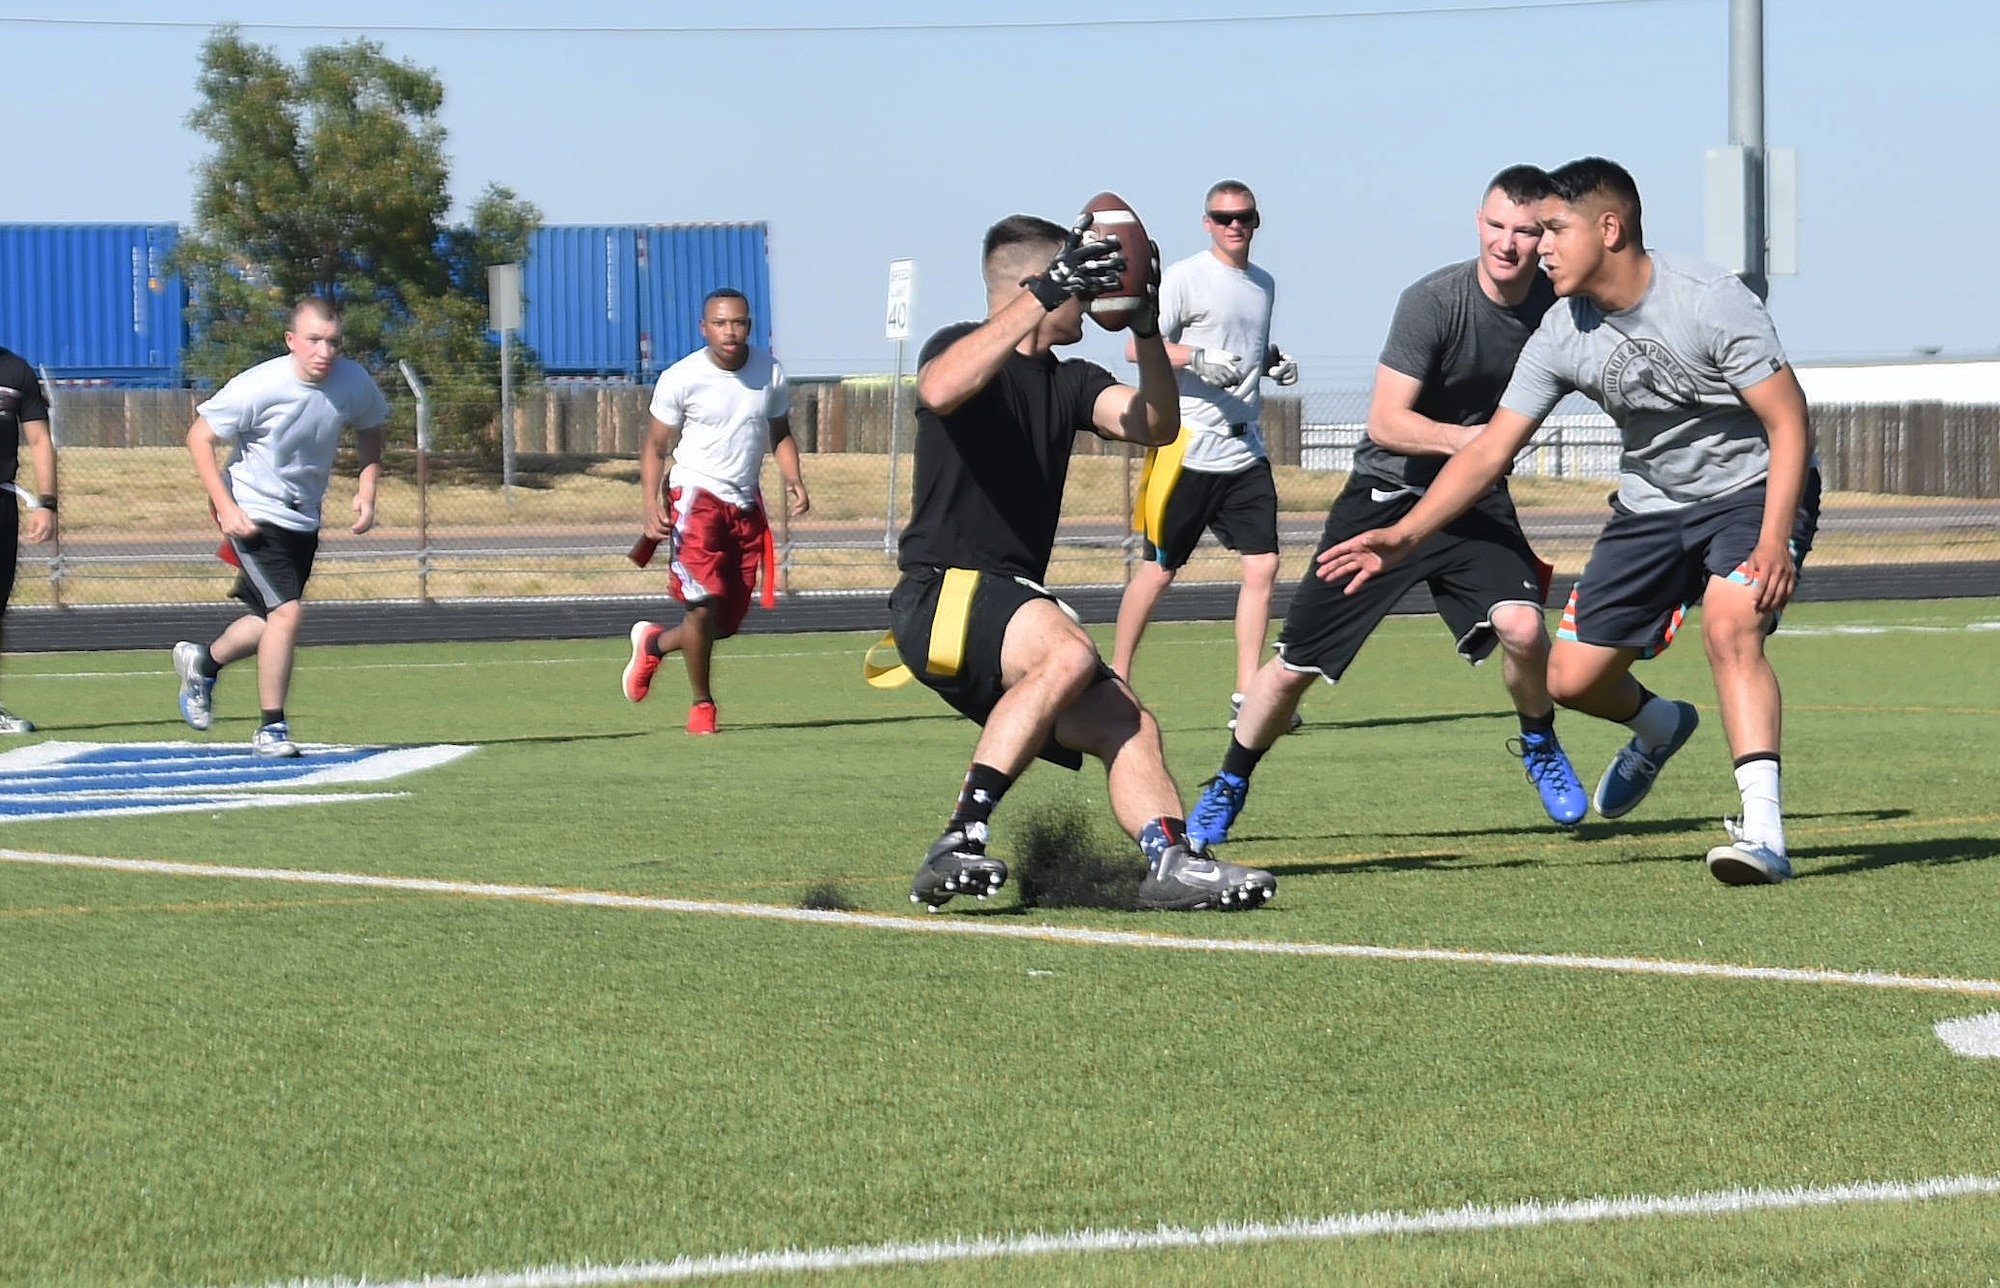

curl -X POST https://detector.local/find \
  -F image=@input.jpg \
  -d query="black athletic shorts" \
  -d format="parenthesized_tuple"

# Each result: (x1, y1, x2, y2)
(1141, 460, 1281, 569)
(1559, 470, 1822, 657)
(1, 490, 16, 614)
(1276, 478, 1549, 681)
(888, 565, 1116, 770)
(227, 522, 319, 616)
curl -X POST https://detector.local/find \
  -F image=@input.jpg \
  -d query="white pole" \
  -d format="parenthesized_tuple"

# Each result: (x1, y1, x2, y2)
(884, 340, 905, 555)
(398, 360, 432, 603)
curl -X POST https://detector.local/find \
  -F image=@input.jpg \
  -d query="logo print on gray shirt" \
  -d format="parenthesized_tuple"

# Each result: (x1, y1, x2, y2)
(1603, 338, 1702, 412)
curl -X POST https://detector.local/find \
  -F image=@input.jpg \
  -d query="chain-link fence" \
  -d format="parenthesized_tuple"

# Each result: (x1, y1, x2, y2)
(18, 378, 2000, 611)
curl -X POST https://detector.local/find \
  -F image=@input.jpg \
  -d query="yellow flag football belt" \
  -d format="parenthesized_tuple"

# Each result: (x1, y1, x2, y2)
(864, 567, 979, 689)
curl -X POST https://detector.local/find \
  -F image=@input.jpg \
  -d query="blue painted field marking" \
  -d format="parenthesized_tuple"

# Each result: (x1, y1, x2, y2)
(0, 741, 474, 823)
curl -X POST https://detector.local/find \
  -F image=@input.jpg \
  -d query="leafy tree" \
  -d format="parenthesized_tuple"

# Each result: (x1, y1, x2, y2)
(176, 27, 539, 455)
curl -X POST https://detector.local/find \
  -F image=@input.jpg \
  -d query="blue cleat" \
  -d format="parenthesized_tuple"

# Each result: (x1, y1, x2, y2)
(1187, 772, 1250, 851)
(1512, 729, 1587, 827)
(1593, 701, 1700, 819)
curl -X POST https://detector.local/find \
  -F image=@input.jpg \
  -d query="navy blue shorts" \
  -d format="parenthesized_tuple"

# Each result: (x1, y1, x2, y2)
(1558, 471, 1822, 657)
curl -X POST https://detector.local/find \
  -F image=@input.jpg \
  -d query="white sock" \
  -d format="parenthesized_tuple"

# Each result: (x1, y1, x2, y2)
(1733, 756, 1785, 855)
(1624, 695, 1684, 750)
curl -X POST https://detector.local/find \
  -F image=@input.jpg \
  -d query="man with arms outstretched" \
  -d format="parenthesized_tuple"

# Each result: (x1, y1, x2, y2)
(892, 213, 1276, 913)
(1322, 157, 1818, 885)
(1187, 165, 1587, 851)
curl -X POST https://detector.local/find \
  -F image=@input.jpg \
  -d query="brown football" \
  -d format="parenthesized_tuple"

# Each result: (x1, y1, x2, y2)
(1077, 191, 1149, 331)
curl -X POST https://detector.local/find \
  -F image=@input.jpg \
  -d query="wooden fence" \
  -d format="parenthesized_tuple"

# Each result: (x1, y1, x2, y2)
(42, 386, 2000, 497)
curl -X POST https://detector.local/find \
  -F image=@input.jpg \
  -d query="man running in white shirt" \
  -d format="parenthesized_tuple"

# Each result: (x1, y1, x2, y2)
(173, 297, 388, 757)
(620, 289, 809, 734)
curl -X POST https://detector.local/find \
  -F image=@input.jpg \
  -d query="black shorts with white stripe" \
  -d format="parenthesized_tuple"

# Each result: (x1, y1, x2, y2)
(228, 522, 319, 615)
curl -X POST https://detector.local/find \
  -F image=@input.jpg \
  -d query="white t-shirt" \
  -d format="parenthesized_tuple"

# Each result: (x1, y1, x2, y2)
(197, 354, 390, 532)
(1158, 250, 1276, 473)
(649, 346, 790, 507)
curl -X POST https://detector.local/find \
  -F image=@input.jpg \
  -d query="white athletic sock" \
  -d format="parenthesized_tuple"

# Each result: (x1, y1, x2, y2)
(1733, 757, 1785, 855)
(1624, 695, 1684, 750)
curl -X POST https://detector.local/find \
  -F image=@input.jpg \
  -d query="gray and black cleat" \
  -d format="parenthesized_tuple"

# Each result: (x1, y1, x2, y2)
(1136, 843, 1276, 912)
(910, 823, 1008, 911)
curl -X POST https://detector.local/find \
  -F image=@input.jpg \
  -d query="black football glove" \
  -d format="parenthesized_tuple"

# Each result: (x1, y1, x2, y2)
(1128, 239, 1163, 339)
(1021, 214, 1126, 311)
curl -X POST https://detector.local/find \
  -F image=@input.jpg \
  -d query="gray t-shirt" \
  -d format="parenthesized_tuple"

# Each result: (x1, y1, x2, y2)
(1500, 251, 1789, 512)
(1359, 258, 1555, 489)
(198, 354, 390, 532)
(1158, 249, 1275, 474)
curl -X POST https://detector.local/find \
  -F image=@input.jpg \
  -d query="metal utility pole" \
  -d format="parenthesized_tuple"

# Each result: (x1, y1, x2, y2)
(1729, 0, 1768, 300)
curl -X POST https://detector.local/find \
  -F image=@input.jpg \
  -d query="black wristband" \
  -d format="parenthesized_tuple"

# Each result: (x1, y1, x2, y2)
(1020, 273, 1067, 313)
(38, 495, 56, 514)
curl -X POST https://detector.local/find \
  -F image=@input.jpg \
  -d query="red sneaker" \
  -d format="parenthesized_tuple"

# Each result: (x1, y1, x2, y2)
(622, 621, 665, 703)
(685, 700, 718, 735)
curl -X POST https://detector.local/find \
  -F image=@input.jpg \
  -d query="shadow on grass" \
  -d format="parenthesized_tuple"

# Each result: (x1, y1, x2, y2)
(1240, 807, 1914, 849)
(1798, 834, 2000, 878)
(734, 712, 962, 733)
(1264, 854, 1540, 878)
(1165, 709, 1498, 738)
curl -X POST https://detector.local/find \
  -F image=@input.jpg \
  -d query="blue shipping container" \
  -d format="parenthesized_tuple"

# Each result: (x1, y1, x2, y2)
(520, 226, 642, 379)
(0, 224, 185, 385)
(638, 223, 772, 381)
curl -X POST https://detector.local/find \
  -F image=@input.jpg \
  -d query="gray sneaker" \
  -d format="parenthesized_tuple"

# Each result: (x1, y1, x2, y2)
(173, 641, 215, 731)
(1137, 844, 1275, 911)
(1706, 818, 1793, 885)
(0, 704, 34, 735)
(252, 720, 299, 758)
(910, 823, 1007, 911)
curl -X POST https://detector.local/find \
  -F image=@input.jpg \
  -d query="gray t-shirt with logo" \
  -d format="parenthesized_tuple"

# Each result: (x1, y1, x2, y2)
(1360, 258, 1556, 489)
(1500, 251, 1789, 512)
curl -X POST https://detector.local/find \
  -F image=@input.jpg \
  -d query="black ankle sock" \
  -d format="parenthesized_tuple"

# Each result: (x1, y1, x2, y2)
(1618, 684, 1659, 724)
(1220, 738, 1265, 780)
(197, 647, 221, 679)
(1518, 709, 1556, 736)
(950, 762, 1014, 829)
(261, 708, 285, 726)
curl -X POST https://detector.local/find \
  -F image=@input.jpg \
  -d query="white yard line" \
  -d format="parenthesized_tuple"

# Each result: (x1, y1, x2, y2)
(243, 1173, 2000, 1287)
(6, 849, 2000, 999)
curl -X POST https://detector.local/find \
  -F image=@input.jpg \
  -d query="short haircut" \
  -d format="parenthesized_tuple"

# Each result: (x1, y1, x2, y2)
(982, 214, 1068, 265)
(289, 296, 340, 329)
(981, 214, 1068, 295)
(1547, 156, 1644, 244)
(1485, 164, 1553, 206)
(702, 287, 749, 312)
(1206, 179, 1255, 208)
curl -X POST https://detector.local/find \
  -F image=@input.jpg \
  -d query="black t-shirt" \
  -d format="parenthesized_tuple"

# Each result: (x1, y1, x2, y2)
(0, 348, 52, 485)
(898, 321, 1118, 581)
(1355, 259, 1556, 489)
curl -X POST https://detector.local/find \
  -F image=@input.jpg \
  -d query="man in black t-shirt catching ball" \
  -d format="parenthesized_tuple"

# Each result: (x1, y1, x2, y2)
(890, 213, 1277, 914)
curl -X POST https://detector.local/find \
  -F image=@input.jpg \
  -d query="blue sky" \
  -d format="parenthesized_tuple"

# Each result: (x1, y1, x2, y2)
(8, 1, 1997, 377)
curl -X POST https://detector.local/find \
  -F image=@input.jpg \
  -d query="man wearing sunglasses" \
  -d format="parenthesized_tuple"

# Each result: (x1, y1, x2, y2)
(1112, 180, 1299, 731)
(1187, 164, 1593, 851)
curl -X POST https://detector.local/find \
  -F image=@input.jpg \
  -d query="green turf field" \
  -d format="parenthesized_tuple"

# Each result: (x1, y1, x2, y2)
(3, 599, 1998, 1285)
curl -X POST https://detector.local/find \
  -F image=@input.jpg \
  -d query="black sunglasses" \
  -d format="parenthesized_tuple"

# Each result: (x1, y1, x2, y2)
(1207, 209, 1260, 227)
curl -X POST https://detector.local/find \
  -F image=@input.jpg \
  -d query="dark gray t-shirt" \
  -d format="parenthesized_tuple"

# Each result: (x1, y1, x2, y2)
(1356, 258, 1556, 489)
(1500, 251, 1789, 512)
